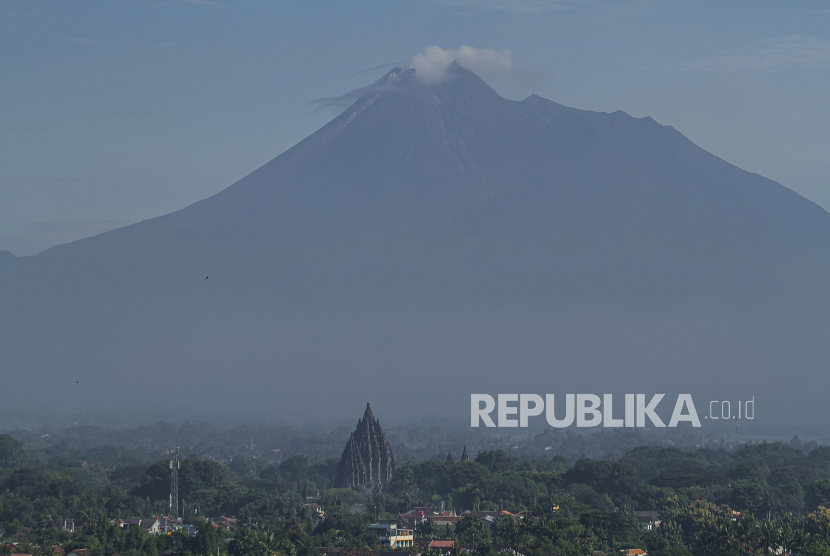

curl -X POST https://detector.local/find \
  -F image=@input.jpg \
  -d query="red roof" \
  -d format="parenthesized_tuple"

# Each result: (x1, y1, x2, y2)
(428, 541, 455, 548)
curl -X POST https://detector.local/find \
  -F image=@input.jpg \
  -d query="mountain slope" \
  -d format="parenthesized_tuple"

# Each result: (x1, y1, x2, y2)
(2, 64, 829, 422)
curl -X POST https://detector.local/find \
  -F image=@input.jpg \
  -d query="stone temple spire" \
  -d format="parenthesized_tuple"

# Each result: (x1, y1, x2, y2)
(461, 445, 470, 462)
(334, 403, 396, 491)
(446, 450, 454, 463)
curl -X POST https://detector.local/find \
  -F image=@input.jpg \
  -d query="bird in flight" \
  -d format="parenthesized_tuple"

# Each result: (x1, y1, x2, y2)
(205, 277, 209, 280)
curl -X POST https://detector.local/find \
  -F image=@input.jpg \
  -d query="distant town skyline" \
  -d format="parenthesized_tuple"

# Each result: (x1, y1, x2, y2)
(2, 0, 830, 255)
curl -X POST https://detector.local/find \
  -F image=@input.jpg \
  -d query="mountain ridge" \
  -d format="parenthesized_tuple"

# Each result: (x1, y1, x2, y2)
(16, 63, 830, 266)
(2, 64, 829, 421)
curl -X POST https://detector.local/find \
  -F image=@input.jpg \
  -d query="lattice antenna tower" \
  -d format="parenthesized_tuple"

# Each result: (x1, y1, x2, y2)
(170, 447, 180, 519)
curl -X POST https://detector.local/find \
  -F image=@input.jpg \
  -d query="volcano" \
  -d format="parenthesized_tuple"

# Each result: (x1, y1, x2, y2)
(2, 63, 829, 423)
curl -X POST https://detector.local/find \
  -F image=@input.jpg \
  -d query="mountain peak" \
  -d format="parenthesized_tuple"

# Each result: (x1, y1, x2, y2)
(358, 62, 503, 108)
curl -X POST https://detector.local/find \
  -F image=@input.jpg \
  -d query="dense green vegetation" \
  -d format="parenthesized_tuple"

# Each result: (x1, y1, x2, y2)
(2, 428, 830, 555)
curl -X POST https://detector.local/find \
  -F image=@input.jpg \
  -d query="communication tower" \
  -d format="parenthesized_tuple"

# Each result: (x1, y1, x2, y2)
(170, 447, 180, 519)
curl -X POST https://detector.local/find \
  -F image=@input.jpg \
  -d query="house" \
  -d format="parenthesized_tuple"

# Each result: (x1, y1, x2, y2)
(208, 516, 238, 530)
(159, 517, 195, 534)
(634, 511, 661, 531)
(404, 506, 438, 517)
(462, 510, 514, 527)
(466, 510, 513, 519)
(124, 518, 161, 535)
(394, 513, 420, 530)
(431, 516, 463, 528)
(305, 502, 326, 518)
(428, 540, 456, 555)
(620, 550, 647, 556)
(368, 523, 414, 548)
(479, 515, 497, 526)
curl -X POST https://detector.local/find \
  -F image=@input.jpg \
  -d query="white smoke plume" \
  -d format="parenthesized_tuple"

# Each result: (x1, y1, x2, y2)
(409, 45, 513, 83)
(311, 45, 514, 111)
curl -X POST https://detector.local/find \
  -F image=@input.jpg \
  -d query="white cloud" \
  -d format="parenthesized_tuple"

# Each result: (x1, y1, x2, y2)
(409, 45, 514, 83)
(312, 45, 514, 109)
(663, 35, 830, 72)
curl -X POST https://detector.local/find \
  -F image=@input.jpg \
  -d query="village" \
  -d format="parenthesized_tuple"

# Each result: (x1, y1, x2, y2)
(2, 404, 829, 555)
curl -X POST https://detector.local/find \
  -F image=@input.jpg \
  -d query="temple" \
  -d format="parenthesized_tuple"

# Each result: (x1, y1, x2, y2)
(334, 403, 396, 491)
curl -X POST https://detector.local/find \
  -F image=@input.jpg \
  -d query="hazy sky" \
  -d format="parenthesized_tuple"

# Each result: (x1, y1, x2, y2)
(2, 0, 829, 255)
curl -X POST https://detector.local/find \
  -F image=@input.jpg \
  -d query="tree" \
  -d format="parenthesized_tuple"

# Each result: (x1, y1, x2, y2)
(664, 500, 730, 547)
(807, 480, 830, 512)
(603, 462, 642, 498)
(756, 519, 780, 555)
(493, 516, 529, 556)
(191, 520, 227, 556)
(229, 528, 265, 556)
(735, 514, 759, 554)
(279, 456, 310, 489)
(563, 459, 612, 489)
(0, 435, 24, 468)
(474, 451, 516, 474)
(415, 518, 439, 538)
(730, 481, 769, 517)
(727, 460, 768, 483)
(806, 507, 830, 545)
(454, 515, 491, 549)
(779, 516, 795, 555)
(262, 531, 297, 556)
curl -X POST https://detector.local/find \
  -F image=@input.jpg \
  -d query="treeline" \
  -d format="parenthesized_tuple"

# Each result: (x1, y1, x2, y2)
(4, 433, 830, 554)
(391, 443, 830, 517)
(2, 420, 783, 470)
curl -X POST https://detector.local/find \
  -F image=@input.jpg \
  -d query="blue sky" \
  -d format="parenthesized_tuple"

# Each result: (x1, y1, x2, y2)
(2, 0, 829, 255)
